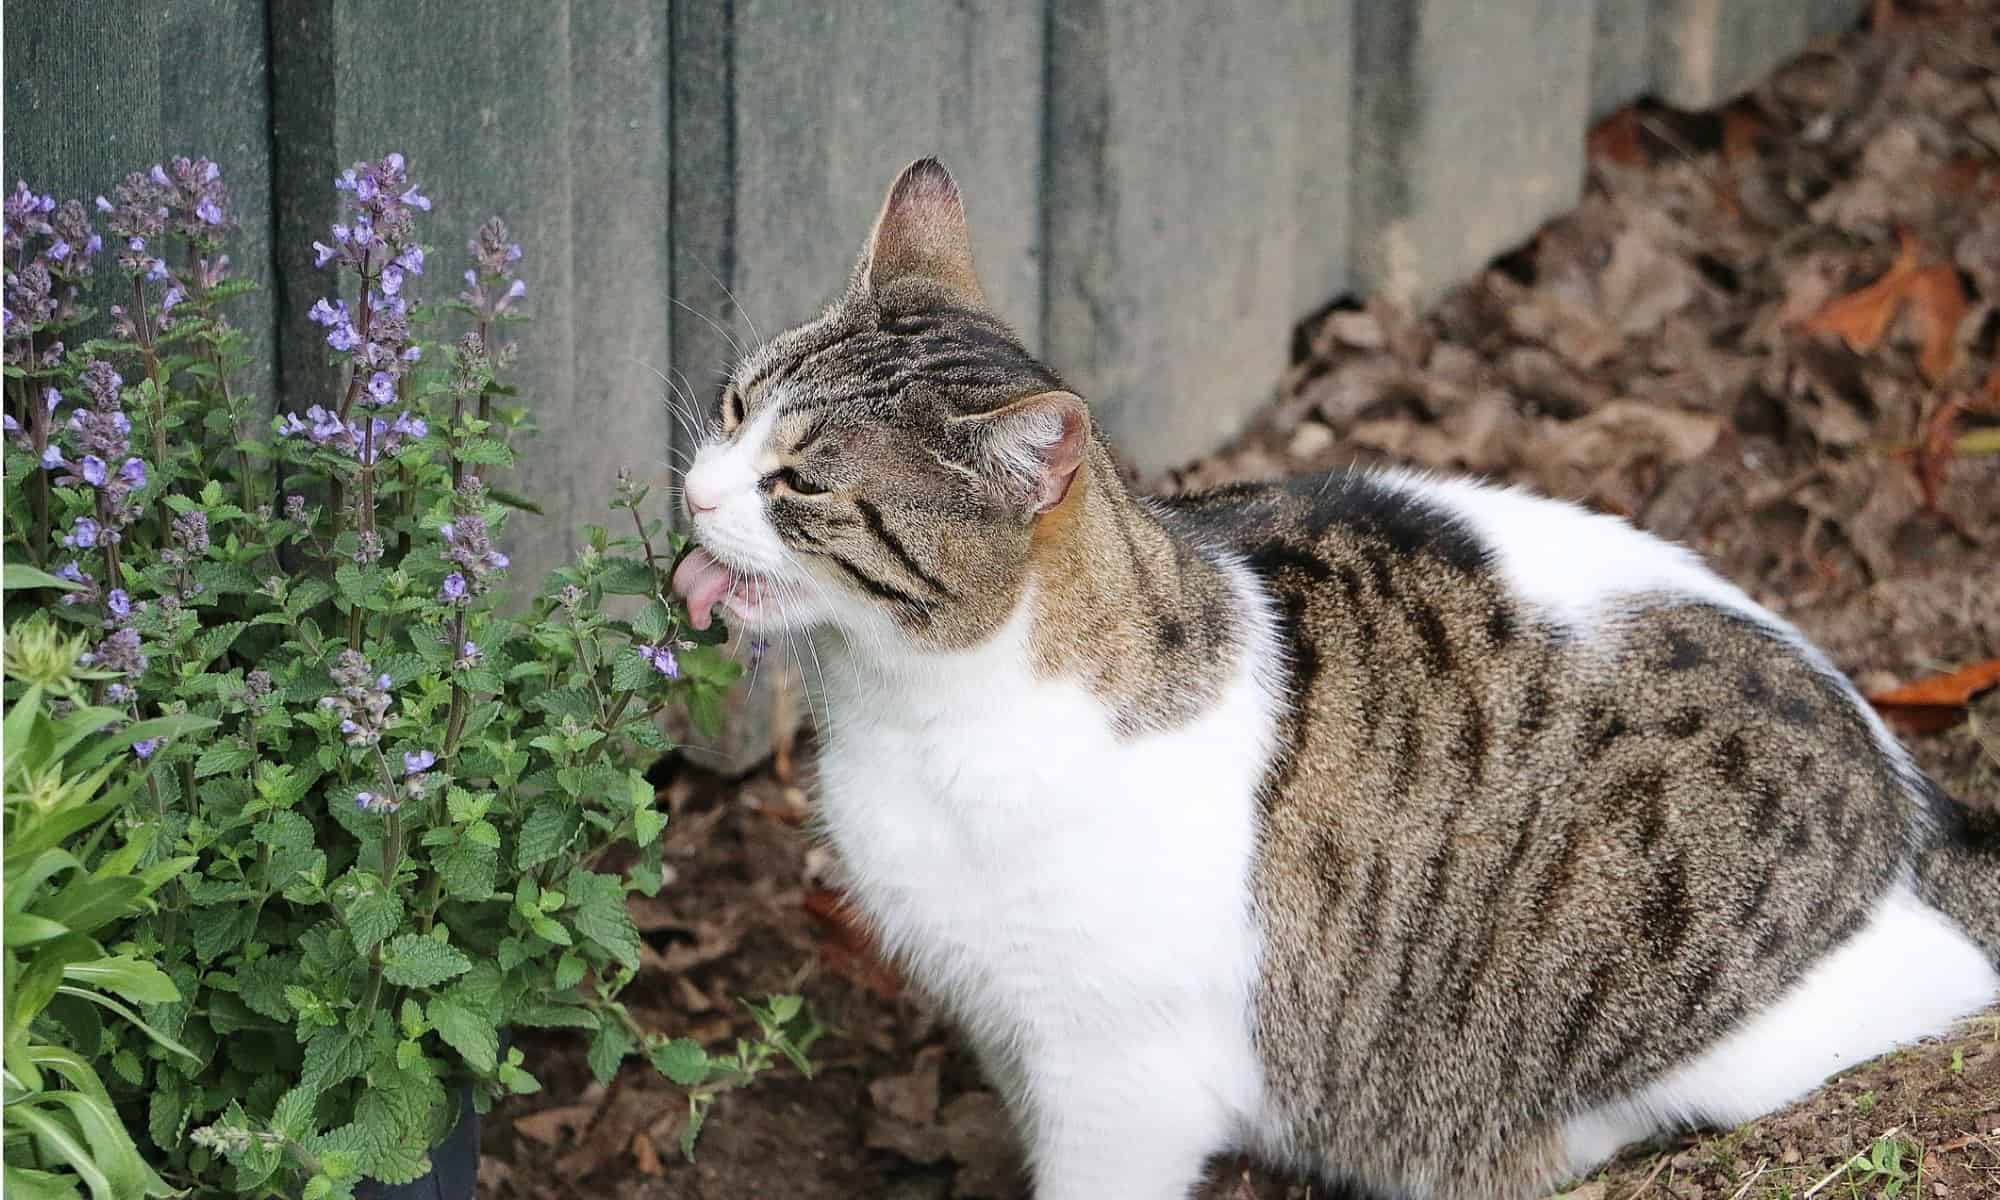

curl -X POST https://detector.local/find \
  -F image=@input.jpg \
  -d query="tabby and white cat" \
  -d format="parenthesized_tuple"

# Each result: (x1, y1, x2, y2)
(671, 160, 1999, 1199)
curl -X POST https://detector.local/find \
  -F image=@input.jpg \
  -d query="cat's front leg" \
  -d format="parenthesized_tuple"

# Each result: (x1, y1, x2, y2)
(1018, 1045, 1229, 1200)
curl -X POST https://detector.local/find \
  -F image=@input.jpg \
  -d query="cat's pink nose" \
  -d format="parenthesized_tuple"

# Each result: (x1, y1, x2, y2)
(683, 477, 720, 518)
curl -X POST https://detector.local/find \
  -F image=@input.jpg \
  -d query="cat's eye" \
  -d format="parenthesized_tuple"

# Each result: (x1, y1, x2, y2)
(718, 386, 743, 433)
(764, 468, 828, 497)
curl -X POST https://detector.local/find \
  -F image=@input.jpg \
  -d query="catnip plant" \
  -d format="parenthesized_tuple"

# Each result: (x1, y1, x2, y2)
(2, 156, 815, 1200)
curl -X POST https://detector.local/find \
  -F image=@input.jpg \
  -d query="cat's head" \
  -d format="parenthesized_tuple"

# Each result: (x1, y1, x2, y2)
(673, 159, 1092, 651)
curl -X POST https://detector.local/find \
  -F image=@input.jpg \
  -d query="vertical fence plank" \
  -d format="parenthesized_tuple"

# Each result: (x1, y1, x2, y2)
(4, 0, 277, 405)
(1592, 0, 1655, 119)
(1651, 0, 1808, 109)
(268, 0, 674, 588)
(1349, 1, 1594, 314)
(721, 1, 1045, 349)
(1807, 0, 1870, 37)
(1042, 0, 1356, 478)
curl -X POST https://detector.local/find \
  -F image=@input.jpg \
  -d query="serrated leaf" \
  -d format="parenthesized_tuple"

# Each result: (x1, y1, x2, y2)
(193, 621, 248, 665)
(597, 556, 657, 595)
(432, 838, 496, 902)
(350, 1065, 444, 1185)
(630, 598, 672, 640)
(337, 880, 403, 954)
(568, 870, 642, 971)
(380, 934, 471, 989)
(530, 686, 596, 722)
(515, 804, 581, 870)
(586, 1019, 632, 1084)
(610, 645, 663, 692)
(194, 740, 258, 778)
(300, 1028, 367, 1092)
(286, 578, 334, 616)
(633, 807, 667, 847)
(554, 953, 586, 991)
(149, 1076, 188, 1146)
(650, 1038, 710, 1087)
(272, 1085, 317, 1141)
(255, 810, 316, 852)
(236, 954, 294, 1022)
(191, 903, 257, 962)
(427, 996, 499, 1073)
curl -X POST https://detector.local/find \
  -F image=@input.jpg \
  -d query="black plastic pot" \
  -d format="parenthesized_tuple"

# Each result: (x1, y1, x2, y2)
(353, 1085, 480, 1200)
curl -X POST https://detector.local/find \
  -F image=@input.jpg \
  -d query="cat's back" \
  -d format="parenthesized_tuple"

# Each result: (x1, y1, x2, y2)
(1158, 467, 1972, 1197)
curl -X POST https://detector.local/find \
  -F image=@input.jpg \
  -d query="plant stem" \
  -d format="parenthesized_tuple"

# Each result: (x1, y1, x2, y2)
(131, 276, 169, 482)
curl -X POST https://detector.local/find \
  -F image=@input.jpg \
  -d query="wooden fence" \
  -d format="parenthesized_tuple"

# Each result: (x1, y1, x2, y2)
(5, 0, 1865, 593)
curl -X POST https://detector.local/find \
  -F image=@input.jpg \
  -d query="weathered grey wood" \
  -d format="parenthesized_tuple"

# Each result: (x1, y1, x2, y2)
(1349, 1, 1593, 311)
(269, 0, 673, 590)
(1043, 0, 1355, 478)
(1807, 0, 1870, 38)
(1651, 0, 1809, 108)
(3, 0, 277, 404)
(1592, 0, 1654, 118)
(726, 1, 1045, 347)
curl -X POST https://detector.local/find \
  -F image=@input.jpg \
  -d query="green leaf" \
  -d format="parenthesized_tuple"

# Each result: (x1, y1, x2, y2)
(586, 1018, 633, 1084)
(60, 956, 180, 1005)
(191, 903, 257, 962)
(235, 954, 294, 1022)
(650, 1037, 710, 1087)
(428, 995, 499, 1073)
(633, 808, 667, 848)
(554, 953, 586, 991)
(567, 871, 642, 971)
(454, 437, 515, 467)
(3, 562, 84, 591)
(597, 557, 656, 596)
(609, 645, 663, 692)
(194, 740, 257, 779)
(515, 804, 581, 870)
(350, 1065, 444, 1186)
(300, 1027, 368, 1092)
(630, 598, 673, 640)
(192, 621, 248, 666)
(337, 878, 403, 954)
(380, 933, 471, 989)
(433, 838, 497, 902)
(271, 1085, 318, 1142)
(286, 578, 335, 616)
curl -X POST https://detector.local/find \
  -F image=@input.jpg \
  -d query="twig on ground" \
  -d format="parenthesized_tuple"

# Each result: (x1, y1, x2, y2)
(1800, 1127, 1900, 1199)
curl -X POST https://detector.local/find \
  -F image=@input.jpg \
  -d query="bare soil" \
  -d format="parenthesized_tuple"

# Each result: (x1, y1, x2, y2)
(482, 4, 2000, 1197)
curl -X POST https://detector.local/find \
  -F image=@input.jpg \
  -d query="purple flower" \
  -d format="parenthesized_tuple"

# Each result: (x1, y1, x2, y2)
(441, 572, 467, 603)
(195, 196, 224, 226)
(118, 458, 146, 488)
(106, 588, 131, 620)
(149, 164, 171, 188)
(106, 682, 133, 704)
(367, 371, 395, 404)
(379, 264, 404, 296)
(636, 644, 680, 680)
(322, 650, 394, 747)
(327, 321, 359, 352)
(61, 516, 100, 549)
(403, 749, 437, 776)
(394, 245, 424, 274)
(79, 455, 107, 486)
(313, 241, 337, 268)
(41, 445, 64, 470)
(133, 739, 159, 760)
(455, 640, 483, 669)
(355, 791, 376, 811)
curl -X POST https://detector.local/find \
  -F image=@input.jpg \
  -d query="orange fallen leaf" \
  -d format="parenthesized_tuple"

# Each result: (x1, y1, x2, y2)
(1906, 264, 1969, 384)
(1587, 108, 1647, 169)
(803, 888, 903, 999)
(1721, 103, 1765, 166)
(1799, 233, 1921, 353)
(1985, 361, 2000, 409)
(1867, 657, 2000, 733)
(630, 1130, 662, 1176)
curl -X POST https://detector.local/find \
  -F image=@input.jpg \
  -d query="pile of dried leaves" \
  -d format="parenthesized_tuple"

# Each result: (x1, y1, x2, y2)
(482, 5, 1999, 1199)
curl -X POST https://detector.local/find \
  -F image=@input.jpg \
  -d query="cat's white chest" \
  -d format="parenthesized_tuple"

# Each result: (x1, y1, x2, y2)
(811, 600, 1279, 1133)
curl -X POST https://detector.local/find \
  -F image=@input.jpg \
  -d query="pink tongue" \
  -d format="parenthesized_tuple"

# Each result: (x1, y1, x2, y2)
(671, 548, 736, 631)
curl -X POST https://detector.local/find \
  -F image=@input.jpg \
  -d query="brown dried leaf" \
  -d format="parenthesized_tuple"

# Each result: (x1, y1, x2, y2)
(1905, 263, 1969, 384)
(1799, 233, 1921, 354)
(804, 887, 904, 999)
(870, 1044, 946, 1127)
(512, 1102, 599, 1148)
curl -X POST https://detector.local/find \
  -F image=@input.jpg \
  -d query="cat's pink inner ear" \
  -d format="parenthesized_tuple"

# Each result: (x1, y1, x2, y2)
(969, 390, 1088, 515)
(863, 158, 985, 304)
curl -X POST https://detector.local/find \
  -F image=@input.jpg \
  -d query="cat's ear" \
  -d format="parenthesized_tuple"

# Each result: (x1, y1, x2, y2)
(856, 157, 986, 305)
(960, 390, 1089, 516)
